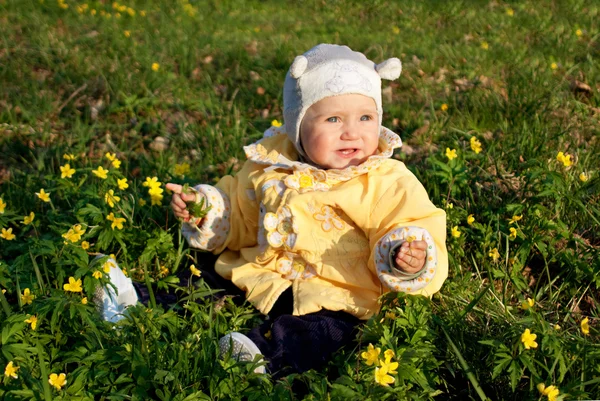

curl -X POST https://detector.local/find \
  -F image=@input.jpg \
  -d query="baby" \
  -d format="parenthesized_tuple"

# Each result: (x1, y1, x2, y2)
(163, 44, 448, 376)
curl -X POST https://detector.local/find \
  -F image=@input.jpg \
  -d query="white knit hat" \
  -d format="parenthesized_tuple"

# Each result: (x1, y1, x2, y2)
(283, 44, 402, 158)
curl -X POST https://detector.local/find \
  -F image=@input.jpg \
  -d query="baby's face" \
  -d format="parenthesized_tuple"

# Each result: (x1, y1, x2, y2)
(300, 94, 379, 169)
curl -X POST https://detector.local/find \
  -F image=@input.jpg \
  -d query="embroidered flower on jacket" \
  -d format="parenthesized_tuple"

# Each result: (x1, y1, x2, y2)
(313, 205, 346, 232)
(263, 206, 297, 249)
(284, 169, 330, 193)
(276, 252, 316, 280)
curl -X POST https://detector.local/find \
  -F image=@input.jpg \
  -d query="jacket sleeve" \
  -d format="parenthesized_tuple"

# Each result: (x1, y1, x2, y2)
(362, 162, 448, 296)
(181, 160, 261, 253)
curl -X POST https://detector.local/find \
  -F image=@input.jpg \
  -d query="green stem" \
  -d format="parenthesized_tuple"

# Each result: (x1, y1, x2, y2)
(29, 249, 45, 294)
(0, 289, 12, 317)
(434, 316, 490, 401)
(35, 340, 53, 401)
(144, 264, 157, 310)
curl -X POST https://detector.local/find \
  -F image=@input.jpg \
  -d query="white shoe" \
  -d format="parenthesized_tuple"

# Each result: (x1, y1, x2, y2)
(219, 332, 266, 374)
(92, 256, 139, 323)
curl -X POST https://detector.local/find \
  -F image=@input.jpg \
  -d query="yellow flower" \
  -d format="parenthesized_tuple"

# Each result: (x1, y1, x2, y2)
(521, 297, 535, 310)
(509, 215, 523, 225)
(81, 241, 90, 250)
(103, 260, 115, 273)
(140, 10, 146, 16)
(509, 227, 517, 239)
(63, 277, 83, 293)
(360, 343, 380, 366)
(1, 227, 16, 241)
(440, 103, 448, 111)
(550, 62, 558, 70)
(489, 247, 500, 262)
(538, 384, 560, 401)
(60, 163, 76, 179)
(480, 41, 489, 50)
(374, 366, 395, 386)
(92, 270, 103, 279)
(92, 166, 109, 179)
(0, 198, 5, 213)
(24, 315, 38, 330)
(392, 26, 400, 34)
(81, 297, 88, 305)
(23, 212, 35, 225)
(467, 214, 475, 225)
(105, 152, 116, 161)
(451, 226, 461, 238)
(91, 9, 97, 15)
(152, 62, 160, 72)
(271, 119, 282, 127)
(160, 265, 169, 277)
(575, 28, 582, 37)
(138, 198, 147, 206)
(112, 158, 121, 169)
(143, 176, 161, 189)
(380, 356, 398, 375)
(117, 178, 129, 190)
(124, 30, 130, 37)
(150, 194, 163, 206)
(554, 324, 561, 330)
(4, 361, 19, 379)
(383, 349, 395, 363)
(36, 188, 51, 202)
(62, 224, 85, 243)
(148, 185, 164, 197)
(506, 8, 514, 16)
(48, 372, 67, 390)
(521, 328, 538, 349)
(579, 172, 589, 182)
(104, 189, 121, 208)
(174, 163, 191, 176)
(556, 151, 572, 167)
(581, 317, 590, 335)
(111, 215, 126, 230)
(445, 148, 457, 160)
(63, 153, 76, 161)
(470, 136, 482, 154)
(190, 264, 201, 277)
(21, 288, 35, 305)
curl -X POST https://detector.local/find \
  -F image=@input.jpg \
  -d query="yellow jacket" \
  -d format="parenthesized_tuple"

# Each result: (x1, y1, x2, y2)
(182, 126, 448, 320)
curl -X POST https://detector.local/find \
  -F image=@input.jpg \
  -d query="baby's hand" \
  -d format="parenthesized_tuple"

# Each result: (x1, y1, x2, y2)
(165, 183, 201, 224)
(394, 240, 427, 274)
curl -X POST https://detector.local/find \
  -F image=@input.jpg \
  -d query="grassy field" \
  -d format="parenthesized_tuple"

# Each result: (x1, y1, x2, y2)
(1, 0, 599, 399)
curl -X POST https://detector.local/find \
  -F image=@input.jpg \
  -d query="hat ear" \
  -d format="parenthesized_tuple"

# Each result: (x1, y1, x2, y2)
(290, 55, 308, 78)
(375, 58, 402, 80)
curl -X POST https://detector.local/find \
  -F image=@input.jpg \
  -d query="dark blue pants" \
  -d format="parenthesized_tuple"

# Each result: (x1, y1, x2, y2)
(133, 254, 361, 377)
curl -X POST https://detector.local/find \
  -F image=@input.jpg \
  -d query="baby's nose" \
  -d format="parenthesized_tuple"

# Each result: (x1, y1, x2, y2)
(341, 122, 360, 139)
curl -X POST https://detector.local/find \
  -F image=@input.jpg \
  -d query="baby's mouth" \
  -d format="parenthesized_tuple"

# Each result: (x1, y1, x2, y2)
(337, 148, 359, 157)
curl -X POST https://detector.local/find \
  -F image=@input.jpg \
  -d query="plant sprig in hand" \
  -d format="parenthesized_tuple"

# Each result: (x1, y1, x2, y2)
(182, 183, 212, 220)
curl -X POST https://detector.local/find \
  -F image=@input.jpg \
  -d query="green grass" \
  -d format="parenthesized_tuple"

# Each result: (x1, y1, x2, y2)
(1, 0, 599, 399)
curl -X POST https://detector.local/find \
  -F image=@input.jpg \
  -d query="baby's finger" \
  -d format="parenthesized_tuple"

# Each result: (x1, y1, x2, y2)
(180, 192, 197, 203)
(395, 256, 422, 274)
(409, 240, 428, 251)
(172, 194, 188, 210)
(166, 183, 183, 193)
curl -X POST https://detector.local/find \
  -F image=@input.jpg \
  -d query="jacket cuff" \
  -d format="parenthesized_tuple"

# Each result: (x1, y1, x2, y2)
(374, 226, 438, 292)
(181, 184, 231, 251)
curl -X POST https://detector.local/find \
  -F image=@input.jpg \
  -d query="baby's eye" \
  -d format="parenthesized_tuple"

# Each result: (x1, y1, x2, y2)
(327, 117, 339, 123)
(360, 115, 373, 121)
